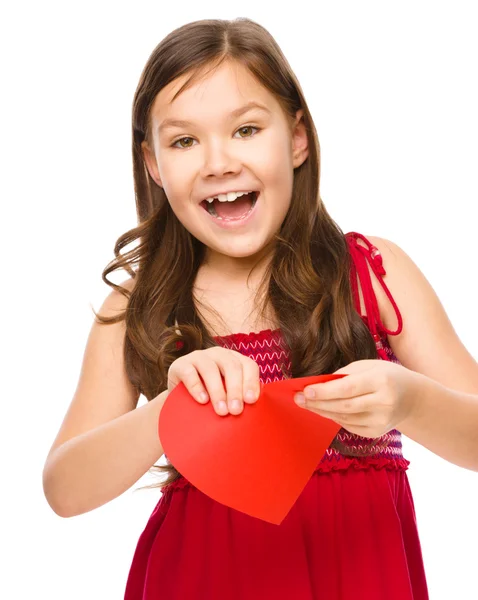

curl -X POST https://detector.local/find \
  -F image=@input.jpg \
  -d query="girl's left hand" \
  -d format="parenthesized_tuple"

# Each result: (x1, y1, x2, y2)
(294, 359, 419, 438)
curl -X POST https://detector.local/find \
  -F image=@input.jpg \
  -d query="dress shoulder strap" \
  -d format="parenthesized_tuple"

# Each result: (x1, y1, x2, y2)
(345, 232, 403, 354)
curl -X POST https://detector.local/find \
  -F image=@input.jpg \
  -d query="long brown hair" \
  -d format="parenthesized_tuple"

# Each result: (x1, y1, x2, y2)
(93, 17, 388, 491)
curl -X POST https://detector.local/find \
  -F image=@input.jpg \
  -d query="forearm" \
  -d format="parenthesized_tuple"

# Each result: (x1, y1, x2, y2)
(399, 373, 478, 472)
(43, 390, 168, 518)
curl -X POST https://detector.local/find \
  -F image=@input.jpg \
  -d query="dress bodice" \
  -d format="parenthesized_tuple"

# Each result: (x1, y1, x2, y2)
(209, 321, 408, 475)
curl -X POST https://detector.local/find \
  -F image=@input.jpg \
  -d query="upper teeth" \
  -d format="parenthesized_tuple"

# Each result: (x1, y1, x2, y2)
(205, 190, 254, 203)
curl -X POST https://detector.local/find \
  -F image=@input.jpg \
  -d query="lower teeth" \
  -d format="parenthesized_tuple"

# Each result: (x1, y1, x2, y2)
(206, 195, 257, 220)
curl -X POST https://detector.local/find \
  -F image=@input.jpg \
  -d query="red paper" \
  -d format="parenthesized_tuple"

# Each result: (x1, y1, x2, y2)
(159, 374, 347, 525)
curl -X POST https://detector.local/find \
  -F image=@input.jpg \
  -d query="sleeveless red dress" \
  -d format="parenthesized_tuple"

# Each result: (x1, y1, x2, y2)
(124, 232, 429, 599)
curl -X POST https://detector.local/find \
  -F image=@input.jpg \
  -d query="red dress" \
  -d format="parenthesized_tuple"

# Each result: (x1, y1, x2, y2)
(124, 232, 429, 599)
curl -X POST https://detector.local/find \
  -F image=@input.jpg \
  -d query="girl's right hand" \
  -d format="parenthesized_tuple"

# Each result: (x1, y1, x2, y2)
(167, 347, 261, 416)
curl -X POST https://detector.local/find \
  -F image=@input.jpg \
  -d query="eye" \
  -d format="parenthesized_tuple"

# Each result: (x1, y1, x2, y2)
(171, 125, 261, 149)
(172, 136, 195, 149)
(235, 125, 259, 139)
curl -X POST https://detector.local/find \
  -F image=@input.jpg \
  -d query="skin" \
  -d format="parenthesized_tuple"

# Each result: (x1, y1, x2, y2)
(293, 235, 478, 471)
(141, 59, 309, 276)
(295, 359, 419, 438)
(141, 59, 309, 416)
(139, 61, 478, 473)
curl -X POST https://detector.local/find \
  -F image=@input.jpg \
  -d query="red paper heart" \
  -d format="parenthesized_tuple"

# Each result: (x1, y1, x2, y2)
(159, 374, 346, 525)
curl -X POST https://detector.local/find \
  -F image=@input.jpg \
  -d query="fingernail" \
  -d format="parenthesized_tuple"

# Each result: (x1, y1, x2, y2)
(295, 393, 306, 406)
(218, 401, 228, 414)
(231, 399, 241, 411)
(199, 392, 209, 403)
(245, 389, 256, 402)
(304, 387, 316, 399)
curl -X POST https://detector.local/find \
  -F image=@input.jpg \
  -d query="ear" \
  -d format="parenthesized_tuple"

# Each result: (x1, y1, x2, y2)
(291, 109, 309, 169)
(141, 141, 163, 188)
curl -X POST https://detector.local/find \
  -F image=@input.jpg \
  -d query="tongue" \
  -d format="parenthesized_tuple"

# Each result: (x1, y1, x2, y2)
(213, 193, 254, 219)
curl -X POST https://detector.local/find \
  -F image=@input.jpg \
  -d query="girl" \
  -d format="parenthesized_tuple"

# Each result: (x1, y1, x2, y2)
(42, 17, 478, 600)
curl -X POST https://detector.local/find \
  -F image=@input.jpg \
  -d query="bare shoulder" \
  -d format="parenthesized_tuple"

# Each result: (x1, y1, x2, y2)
(45, 277, 140, 461)
(97, 277, 137, 319)
(106, 276, 137, 303)
(365, 235, 478, 394)
(120, 277, 137, 293)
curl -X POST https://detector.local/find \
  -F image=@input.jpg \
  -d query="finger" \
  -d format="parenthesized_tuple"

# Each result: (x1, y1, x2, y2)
(314, 398, 366, 414)
(299, 393, 372, 414)
(170, 353, 228, 415)
(220, 352, 245, 415)
(168, 357, 210, 404)
(303, 373, 369, 401)
(311, 407, 371, 427)
(193, 355, 230, 415)
(325, 416, 387, 440)
(314, 410, 345, 424)
(241, 357, 261, 404)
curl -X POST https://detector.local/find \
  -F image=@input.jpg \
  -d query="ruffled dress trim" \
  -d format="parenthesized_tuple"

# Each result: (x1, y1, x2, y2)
(161, 456, 411, 496)
(212, 316, 390, 353)
(315, 455, 411, 474)
(213, 327, 280, 343)
(125, 234, 429, 600)
(165, 319, 406, 497)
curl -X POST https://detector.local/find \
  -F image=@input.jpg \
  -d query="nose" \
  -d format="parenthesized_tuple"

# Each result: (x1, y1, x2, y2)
(200, 140, 241, 178)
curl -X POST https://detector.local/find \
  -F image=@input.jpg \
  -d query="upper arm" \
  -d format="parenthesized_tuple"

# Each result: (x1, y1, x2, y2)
(45, 278, 140, 460)
(368, 235, 478, 394)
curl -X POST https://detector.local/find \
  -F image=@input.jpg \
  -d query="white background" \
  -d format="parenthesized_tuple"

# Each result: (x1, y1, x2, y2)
(2, 1, 477, 598)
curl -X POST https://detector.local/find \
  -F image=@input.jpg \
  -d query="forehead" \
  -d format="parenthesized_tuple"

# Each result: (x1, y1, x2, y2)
(150, 61, 281, 128)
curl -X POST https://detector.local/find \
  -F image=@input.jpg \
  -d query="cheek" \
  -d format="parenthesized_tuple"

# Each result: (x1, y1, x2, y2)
(255, 135, 292, 173)
(158, 169, 193, 217)
(266, 154, 294, 204)
(167, 198, 197, 231)
(156, 153, 189, 192)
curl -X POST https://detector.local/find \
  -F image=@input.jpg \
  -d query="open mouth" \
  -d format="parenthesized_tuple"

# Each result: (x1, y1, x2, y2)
(200, 191, 259, 221)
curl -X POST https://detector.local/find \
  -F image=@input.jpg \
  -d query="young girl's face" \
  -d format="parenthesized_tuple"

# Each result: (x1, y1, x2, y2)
(142, 60, 308, 264)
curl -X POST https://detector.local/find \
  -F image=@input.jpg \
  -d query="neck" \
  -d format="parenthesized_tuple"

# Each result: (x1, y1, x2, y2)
(201, 245, 273, 287)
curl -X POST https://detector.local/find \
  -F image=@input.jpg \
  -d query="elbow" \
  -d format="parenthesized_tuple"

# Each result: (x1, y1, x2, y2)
(42, 457, 76, 518)
(42, 457, 102, 518)
(43, 483, 71, 519)
(46, 499, 72, 519)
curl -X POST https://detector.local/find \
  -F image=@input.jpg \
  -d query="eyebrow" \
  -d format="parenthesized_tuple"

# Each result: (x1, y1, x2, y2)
(157, 101, 272, 135)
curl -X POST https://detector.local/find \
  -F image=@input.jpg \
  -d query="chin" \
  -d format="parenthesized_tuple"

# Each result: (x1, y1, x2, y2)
(216, 239, 273, 260)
